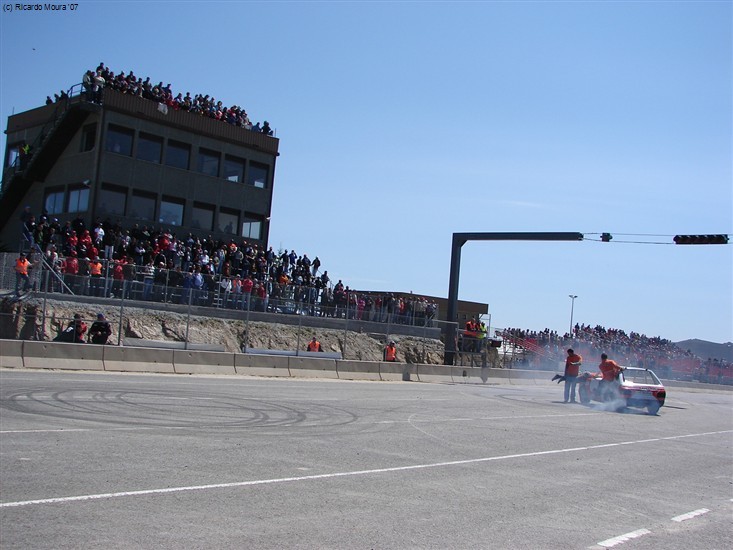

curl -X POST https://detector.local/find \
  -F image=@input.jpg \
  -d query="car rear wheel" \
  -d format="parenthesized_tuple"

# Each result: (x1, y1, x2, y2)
(647, 401, 660, 415)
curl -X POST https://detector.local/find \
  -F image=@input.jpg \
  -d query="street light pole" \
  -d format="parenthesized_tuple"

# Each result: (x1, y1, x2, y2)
(568, 295, 578, 336)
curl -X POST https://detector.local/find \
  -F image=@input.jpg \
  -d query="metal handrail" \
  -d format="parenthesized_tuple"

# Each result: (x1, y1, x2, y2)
(1, 83, 84, 197)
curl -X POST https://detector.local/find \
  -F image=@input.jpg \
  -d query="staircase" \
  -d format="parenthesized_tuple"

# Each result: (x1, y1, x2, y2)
(0, 92, 97, 236)
(499, 331, 563, 365)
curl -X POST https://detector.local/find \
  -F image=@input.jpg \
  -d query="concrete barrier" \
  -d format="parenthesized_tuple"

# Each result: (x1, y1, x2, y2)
(506, 369, 550, 385)
(379, 362, 414, 382)
(235, 353, 290, 377)
(22, 341, 105, 371)
(123, 338, 225, 352)
(415, 364, 454, 383)
(0, 339, 24, 368)
(173, 350, 236, 375)
(103, 346, 175, 373)
(337, 359, 380, 381)
(451, 366, 487, 384)
(288, 356, 338, 379)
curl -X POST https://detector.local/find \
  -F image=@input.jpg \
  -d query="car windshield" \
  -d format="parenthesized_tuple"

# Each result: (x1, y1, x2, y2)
(623, 368, 661, 385)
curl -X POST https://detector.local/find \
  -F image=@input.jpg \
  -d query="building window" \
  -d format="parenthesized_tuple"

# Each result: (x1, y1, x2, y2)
(241, 213, 263, 240)
(6, 142, 22, 169)
(223, 155, 246, 182)
(44, 189, 65, 215)
(159, 197, 184, 227)
(129, 192, 156, 222)
(80, 124, 96, 152)
(192, 203, 214, 231)
(165, 140, 190, 170)
(97, 186, 126, 217)
(105, 124, 134, 156)
(218, 209, 239, 235)
(68, 187, 90, 213)
(136, 132, 163, 163)
(247, 162, 268, 188)
(197, 148, 220, 177)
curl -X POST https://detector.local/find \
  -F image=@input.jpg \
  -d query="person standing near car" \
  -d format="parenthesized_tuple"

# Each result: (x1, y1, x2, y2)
(564, 348, 583, 403)
(599, 353, 623, 401)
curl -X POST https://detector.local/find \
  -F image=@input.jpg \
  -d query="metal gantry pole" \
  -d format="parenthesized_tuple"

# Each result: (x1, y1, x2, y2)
(444, 232, 584, 365)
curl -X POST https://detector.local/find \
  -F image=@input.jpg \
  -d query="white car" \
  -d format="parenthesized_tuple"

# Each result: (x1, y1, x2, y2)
(577, 366, 666, 414)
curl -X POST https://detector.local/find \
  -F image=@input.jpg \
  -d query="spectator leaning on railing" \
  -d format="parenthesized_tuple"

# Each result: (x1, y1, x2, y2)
(65, 63, 275, 135)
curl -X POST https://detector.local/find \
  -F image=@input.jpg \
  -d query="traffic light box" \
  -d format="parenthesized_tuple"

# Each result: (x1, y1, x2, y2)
(673, 235, 729, 245)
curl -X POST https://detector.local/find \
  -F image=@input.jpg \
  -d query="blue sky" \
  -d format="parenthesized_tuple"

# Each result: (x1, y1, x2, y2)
(1, 1, 731, 343)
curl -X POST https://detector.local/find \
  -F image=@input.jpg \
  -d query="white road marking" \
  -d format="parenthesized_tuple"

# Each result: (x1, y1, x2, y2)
(671, 508, 710, 522)
(596, 528, 651, 547)
(1, 430, 730, 509)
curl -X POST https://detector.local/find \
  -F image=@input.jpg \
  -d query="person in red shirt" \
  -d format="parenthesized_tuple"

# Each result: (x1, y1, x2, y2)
(599, 353, 624, 401)
(563, 349, 583, 403)
(240, 275, 254, 310)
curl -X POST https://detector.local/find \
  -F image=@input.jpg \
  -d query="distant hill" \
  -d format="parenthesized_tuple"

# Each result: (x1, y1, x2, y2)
(675, 339, 733, 362)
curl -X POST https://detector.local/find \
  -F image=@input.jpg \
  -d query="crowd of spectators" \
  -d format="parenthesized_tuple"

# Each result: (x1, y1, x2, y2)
(75, 63, 274, 135)
(500, 325, 732, 384)
(20, 210, 438, 328)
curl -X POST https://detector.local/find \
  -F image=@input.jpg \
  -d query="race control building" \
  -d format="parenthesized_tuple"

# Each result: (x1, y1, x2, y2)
(1, 84, 279, 250)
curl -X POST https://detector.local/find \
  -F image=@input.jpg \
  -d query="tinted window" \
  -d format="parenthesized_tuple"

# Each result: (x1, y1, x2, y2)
(223, 155, 246, 182)
(105, 125, 133, 156)
(81, 124, 96, 152)
(160, 198, 184, 226)
(44, 189, 65, 215)
(97, 187, 126, 216)
(137, 133, 163, 163)
(197, 148, 219, 177)
(192, 204, 214, 231)
(247, 162, 268, 188)
(68, 187, 90, 213)
(218, 210, 238, 235)
(165, 140, 190, 170)
(130, 193, 156, 221)
(242, 214, 262, 239)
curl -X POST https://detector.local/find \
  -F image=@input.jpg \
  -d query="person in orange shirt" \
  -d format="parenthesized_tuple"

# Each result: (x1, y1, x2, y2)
(14, 252, 31, 294)
(599, 353, 624, 401)
(384, 340, 397, 362)
(306, 337, 323, 352)
(563, 348, 583, 403)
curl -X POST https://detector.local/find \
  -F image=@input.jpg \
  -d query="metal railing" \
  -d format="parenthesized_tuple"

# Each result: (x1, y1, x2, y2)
(0, 253, 438, 325)
(0, 252, 456, 363)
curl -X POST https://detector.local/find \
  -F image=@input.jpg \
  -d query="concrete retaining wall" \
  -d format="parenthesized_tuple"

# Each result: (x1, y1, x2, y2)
(235, 353, 290, 377)
(22, 341, 105, 371)
(173, 350, 236, 375)
(379, 362, 413, 382)
(103, 346, 175, 373)
(0, 340, 24, 368)
(337, 360, 381, 381)
(288, 356, 338, 379)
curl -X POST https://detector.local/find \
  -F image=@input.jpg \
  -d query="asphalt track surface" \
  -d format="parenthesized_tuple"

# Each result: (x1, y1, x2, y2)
(1, 369, 731, 550)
